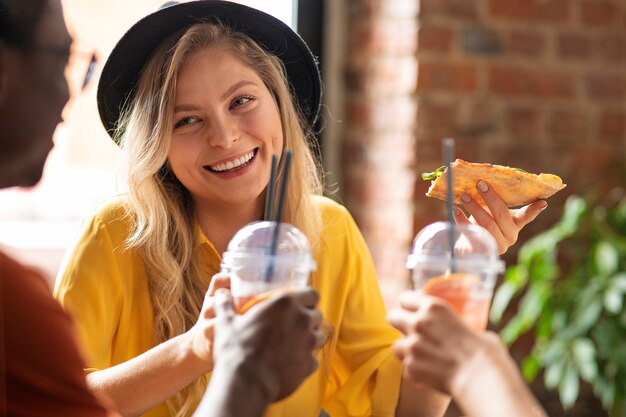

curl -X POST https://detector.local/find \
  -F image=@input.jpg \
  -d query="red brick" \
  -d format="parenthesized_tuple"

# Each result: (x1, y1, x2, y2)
(348, 20, 417, 56)
(350, 205, 415, 244)
(343, 131, 416, 168)
(508, 31, 547, 56)
(417, 61, 478, 93)
(547, 108, 590, 143)
(346, 96, 417, 130)
(586, 73, 626, 101)
(506, 107, 540, 140)
(597, 34, 626, 62)
(581, 0, 617, 26)
(599, 110, 626, 139)
(488, 65, 575, 99)
(418, 24, 454, 53)
(558, 33, 593, 60)
(343, 170, 416, 206)
(489, 0, 571, 22)
(419, 0, 478, 19)
(347, 0, 419, 19)
(369, 243, 413, 285)
(346, 56, 417, 95)
(416, 99, 458, 137)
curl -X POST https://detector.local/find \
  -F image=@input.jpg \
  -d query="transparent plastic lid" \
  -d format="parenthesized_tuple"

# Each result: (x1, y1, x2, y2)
(406, 221, 504, 273)
(221, 221, 316, 272)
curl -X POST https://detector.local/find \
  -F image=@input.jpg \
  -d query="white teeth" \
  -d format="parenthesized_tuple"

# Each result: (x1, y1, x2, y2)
(210, 151, 255, 172)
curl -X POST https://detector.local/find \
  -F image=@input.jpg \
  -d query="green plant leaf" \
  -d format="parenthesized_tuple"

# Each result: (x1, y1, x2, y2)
(546, 359, 566, 389)
(490, 266, 528, 322)
(523, 354, 541, 381)
(558, 196, 587, 235)
(570, 302, 603, 336)
(595, 241, 619, 277)
(572, 338, 598, 381)
(500, 314, 534, 345)
(559, 363, 580, 409)
(604, 288, 624, 315)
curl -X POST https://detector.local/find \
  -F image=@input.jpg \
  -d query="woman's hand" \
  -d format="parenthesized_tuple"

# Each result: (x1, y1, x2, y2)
(185, 272, 232, 367)
(454, 180, 547, 254)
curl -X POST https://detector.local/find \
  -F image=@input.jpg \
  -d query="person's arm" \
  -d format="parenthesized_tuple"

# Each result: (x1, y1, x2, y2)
(455, 179, 547, 254)
(54, 211, 218, 416)
(85, 332, 211, 417)
(387, 292, 547, 417)
(194, 288, 324, 417)
(86, 282, 221, 417)
(394, 380, 450, 417)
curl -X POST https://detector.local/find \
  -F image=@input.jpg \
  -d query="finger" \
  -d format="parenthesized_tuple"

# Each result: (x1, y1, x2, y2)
(387, 308, 418, 335)
(474, 180, 521, 244)
(209, 273, 231, 295)
(290, 287, 320, 309)
(214, 289, 236, 323)
(459, 191, 504, 242)
(513, 200, 548, 228)
(452, 206, 471, 225)
(313, 328, 326, 349)
(398, 290, 424, 311)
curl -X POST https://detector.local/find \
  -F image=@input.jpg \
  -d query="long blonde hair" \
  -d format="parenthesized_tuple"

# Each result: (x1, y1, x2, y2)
(115, 21, 323, 416)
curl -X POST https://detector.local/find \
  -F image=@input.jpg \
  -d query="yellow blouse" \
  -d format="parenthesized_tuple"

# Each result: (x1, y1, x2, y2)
(54, 195, 402, 417)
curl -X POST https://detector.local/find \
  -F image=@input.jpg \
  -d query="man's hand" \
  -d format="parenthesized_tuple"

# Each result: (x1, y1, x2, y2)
(213, 288, 325, 402)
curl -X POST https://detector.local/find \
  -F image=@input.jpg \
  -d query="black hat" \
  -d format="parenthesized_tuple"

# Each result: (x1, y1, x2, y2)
(97, 0, 321, 142)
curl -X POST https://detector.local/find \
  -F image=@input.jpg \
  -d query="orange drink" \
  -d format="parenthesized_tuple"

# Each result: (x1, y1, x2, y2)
(234, 289, 287, 314)
(221, 221, 317, 315)
(406, 222, 504, 332)
(422, 273, 492, 331)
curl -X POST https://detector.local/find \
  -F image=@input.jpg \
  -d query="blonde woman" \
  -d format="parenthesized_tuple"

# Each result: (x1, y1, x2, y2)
(55, 2, 547, 417)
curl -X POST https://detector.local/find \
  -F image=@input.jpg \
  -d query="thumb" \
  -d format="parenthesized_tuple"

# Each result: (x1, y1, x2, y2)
(214, 289, 236, 322)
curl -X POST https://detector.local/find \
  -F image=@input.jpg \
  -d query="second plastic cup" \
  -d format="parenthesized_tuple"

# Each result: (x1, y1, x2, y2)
(406, 221, 504, 331)
(221, 221, 316, 314)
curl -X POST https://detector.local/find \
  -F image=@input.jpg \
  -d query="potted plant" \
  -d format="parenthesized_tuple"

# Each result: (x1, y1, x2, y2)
(490, 192, 626, 417)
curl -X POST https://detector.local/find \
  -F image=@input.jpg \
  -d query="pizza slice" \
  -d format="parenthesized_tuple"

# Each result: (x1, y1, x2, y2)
(422, 159, 566, 208)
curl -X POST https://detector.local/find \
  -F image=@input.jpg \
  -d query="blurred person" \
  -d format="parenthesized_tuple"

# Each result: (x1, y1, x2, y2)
(388, 292, 548, 417)
(0, 0, 117, 414)
(0, 0, 323, 416)
(54, 1, 547, 417)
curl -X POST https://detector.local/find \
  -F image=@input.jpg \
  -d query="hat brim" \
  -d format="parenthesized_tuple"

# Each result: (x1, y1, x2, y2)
(97, 0, 321, 141)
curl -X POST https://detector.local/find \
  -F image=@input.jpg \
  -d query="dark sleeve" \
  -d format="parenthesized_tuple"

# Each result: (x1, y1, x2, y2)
(0, 252, 119, 417)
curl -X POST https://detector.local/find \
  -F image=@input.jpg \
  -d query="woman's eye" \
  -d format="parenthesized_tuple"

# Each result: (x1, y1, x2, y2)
(232, 95, 254, 108)
(174, 116, 198, 129)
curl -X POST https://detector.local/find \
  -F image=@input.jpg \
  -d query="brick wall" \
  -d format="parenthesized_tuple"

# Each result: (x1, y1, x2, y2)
(414, 0, 626, 251)
(342, 0, 420, 304)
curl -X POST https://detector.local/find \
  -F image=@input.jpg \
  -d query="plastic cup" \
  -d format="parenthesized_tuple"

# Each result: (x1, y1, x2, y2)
(221, 221, 316, 314)
(406, 222, 504, 331)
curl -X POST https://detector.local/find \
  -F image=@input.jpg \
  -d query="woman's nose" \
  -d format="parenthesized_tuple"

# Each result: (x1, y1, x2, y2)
(206, 115, 240, 149)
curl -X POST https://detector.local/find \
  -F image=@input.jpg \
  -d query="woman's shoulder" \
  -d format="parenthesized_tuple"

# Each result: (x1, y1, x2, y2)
(89, 195, 133, 222)
(311, 195, 350, 219)
(78, 195, 135, 239)
(311, 195, 358, 236)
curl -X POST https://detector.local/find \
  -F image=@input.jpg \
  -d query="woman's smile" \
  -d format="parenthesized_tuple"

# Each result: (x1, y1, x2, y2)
(203, 148, 259, 179)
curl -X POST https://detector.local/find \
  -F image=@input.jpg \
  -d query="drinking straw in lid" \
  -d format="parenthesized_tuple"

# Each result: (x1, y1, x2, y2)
(263, 154, 279, 221)
(264, 149, 293, 282)
(443, 138, 457, 272)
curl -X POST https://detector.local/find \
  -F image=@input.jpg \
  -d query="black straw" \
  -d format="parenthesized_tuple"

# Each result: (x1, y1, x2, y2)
(264, 149, 293, 282)
(263, 155, 279, 221)
(443, 138, 457, 273)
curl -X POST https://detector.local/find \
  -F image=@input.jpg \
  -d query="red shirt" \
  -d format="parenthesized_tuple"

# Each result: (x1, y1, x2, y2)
(0, 252, 119, 417)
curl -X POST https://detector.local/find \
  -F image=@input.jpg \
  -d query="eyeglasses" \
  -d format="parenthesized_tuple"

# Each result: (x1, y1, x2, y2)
(26, 43, 97, 94)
